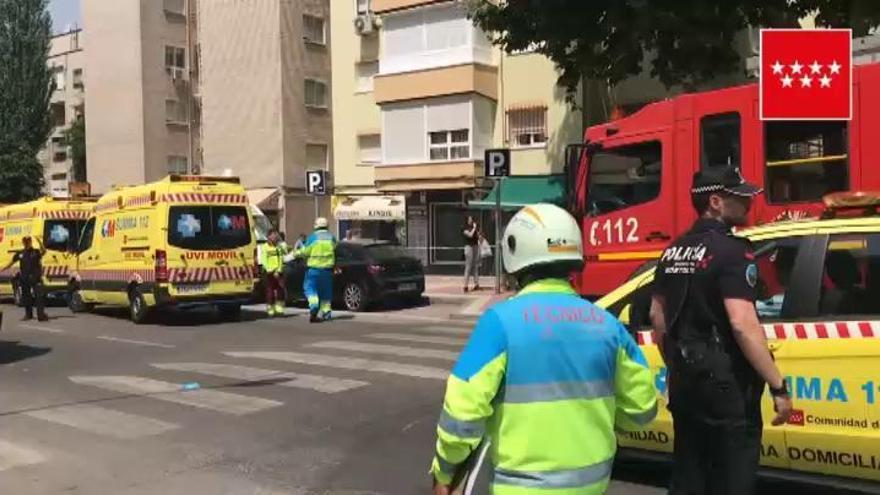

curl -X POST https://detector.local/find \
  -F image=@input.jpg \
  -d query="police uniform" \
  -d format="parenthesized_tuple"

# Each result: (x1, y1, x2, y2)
(15, 239, 47, 321)
(653, 168, 764, 495)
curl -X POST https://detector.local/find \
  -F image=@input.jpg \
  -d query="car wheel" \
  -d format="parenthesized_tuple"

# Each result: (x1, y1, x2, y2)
(12, 282, 23, 307)
(129, 288, 150, 324)
(67, 282, 92, 313)
(217, 304, 242, 321)
(342, 281, 369, 312)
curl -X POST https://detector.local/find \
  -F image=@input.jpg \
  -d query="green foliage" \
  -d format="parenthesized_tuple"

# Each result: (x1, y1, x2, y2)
(468, 0, 880, 101)
(0, 0, 53, 201)
(65, 115, 86, 182)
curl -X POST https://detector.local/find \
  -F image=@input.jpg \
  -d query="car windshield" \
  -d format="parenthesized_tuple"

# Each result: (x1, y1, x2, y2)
(167, 206, 251, 251)
(364, 244, 408, 261)
(43, 219, 87, 252)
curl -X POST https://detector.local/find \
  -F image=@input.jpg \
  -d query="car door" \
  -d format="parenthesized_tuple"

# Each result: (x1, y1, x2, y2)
(75, 217, 97, 297)
(768, 231, 880, 483)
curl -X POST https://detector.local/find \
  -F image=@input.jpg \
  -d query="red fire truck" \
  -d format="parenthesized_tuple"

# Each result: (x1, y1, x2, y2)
(565, 61, 880, 298)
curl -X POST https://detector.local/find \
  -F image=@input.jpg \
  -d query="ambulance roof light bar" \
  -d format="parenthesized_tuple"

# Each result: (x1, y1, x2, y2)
(167, 174, 241, 185)
(821, 191, 880, 219)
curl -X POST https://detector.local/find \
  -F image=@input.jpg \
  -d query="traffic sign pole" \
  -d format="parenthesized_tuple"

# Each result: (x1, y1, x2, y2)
(484, 148, 510, 296)
(494, 177, 502, 295)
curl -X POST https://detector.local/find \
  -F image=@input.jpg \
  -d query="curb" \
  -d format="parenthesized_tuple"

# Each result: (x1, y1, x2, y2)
(425, 293, 476, 305)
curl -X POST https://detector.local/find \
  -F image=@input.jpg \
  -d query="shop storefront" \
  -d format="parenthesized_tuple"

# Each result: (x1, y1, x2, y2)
(333, 195, 406, 244)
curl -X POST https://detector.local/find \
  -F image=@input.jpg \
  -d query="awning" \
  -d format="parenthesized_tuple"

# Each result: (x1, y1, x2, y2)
(246, 187, 280, 211)
(469, 175, 565, 210)
(334, 195, 406, 221)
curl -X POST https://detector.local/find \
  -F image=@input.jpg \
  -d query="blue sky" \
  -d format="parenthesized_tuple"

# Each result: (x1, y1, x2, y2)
(49, 0, 81, 34)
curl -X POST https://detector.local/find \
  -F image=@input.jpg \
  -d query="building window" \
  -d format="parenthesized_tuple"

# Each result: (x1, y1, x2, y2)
(72, 68, 83, 90)
(304, 79, 328, 108)
(51, 173, 67, 181)
(167, 155, 188, 175)
(50, 102, 66, 127)
(587, 141, 662, 216)
(165, 99, 187, 124)
(355, 61, 378, 93)
(429, 129, 469, 161)
(305, 143, 328, 170)
(52, 66, 65, 91)
(164, 46, 186, 76)
(358, 134, 381, 164)
(508, 107, 547, 148)
(303, 14, 325, 45)
(163, 0, 185, 16)
(701, 113, 741, 169)
(53, 150, 68, 162)
(765, 121, 848, 204)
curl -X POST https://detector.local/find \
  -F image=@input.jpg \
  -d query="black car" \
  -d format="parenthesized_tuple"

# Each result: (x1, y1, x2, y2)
(283, 240, 425, 311)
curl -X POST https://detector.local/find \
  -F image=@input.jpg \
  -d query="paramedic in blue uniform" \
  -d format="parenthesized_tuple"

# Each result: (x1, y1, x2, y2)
(649, 167, 794, 495)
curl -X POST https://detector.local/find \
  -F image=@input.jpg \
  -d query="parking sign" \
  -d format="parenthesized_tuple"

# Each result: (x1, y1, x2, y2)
(306, 170, 327, 195)
(484, 149, 510, 178)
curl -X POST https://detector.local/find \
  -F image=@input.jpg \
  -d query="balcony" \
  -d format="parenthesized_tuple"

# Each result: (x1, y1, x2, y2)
(372, 0, 446, 14)
(374, 63, 497, 104)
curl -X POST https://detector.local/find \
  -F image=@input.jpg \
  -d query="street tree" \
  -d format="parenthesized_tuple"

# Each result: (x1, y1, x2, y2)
(0, 0, 53, 202)
(65, 114, 86, 183)
(468, 0, 880, 102)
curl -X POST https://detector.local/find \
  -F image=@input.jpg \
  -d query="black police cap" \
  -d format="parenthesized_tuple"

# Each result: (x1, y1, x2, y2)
(691, 166, 763, 197)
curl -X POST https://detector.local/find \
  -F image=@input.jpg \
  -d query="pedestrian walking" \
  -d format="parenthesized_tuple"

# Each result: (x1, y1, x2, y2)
(295, 217, 337, 323)
(431, 203, 657, 495)
(649, 167, 794, 495)
(260, 229, 288, 317)
(461, 215, 480, 292)
(10, 236, 48, 322)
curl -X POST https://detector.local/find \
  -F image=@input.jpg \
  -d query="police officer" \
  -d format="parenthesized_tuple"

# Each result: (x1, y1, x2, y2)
(15, 236, 48, 322)
(431, 204, 657, 495)
(296, 217, 336, 323)
(649, 167, 794, 495)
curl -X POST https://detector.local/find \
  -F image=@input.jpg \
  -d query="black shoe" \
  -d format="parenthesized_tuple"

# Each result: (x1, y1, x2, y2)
(37, 315, 49, 322)
(309, 312, 320, 323)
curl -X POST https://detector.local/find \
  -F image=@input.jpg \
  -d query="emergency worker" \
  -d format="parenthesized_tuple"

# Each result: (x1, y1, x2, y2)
(649, 167, 794, 495)
(260, 229, 288, 317)
(296, 217, 336, 323)
(430, 203, 657, 495)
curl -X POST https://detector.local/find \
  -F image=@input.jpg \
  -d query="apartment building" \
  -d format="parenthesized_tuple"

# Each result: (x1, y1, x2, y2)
(331, 0, 582, 271)
(197, 0, 332, 237)
(81, 0, 201, 195)
(40, 29, 86, 198)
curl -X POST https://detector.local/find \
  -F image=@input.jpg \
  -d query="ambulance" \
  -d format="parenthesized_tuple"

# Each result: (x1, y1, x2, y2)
(597, 192, 880, 490)
(68, 175, 257, 323)
(0, 197, 95, 305)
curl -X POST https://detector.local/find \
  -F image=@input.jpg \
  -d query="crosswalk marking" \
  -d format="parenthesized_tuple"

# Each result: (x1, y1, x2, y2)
(367, 333, 467, 347)
(69, 375, 282, 415)
(306, 341, 458, 361)
(225, 351, 450, 380)
(419, 325, 473, 336)
(0, 440, 45, 471)
(96, 336, 176, 349)
(25, 404, 178, 439)
(152, 362, 368, 393)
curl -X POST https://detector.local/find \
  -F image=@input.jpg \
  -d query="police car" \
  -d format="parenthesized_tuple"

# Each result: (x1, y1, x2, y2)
(596, 192, 880, 490)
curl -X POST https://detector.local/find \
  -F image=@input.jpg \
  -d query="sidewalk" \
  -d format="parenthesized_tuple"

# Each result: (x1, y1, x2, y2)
(424, 275, 514, 321)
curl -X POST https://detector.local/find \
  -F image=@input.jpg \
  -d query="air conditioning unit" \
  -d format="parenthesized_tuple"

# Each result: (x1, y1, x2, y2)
(354, 13, 376, 36)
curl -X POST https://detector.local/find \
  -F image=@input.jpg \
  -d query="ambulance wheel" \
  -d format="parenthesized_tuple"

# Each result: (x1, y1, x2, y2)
(12, 282, 23, 307)
(342, 282, 369, 312)
(129, 289, 150, 324)
(217, 304, 242, 321)
(68, 284, 92, 313)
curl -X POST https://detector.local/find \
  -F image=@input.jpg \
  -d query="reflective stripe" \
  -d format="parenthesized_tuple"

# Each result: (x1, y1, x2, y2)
(504, 379, 614, 403)
(493, 458, 614, 489)
(626, 403, 658, 426)
(435, 454, 458, 475)
(438, 410, 486, 439)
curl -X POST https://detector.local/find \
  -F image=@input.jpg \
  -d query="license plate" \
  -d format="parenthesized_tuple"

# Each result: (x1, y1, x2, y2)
(399, 282, 417, 291)
(173, 283, 209, 294)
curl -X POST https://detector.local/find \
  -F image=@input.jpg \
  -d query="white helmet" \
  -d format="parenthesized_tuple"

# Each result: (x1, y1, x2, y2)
(314, 217, 329, 229)
(502, 203, 583, 274)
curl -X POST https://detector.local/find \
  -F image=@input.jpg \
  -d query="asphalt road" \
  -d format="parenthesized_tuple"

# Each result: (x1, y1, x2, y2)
(0, 303, 868, 494)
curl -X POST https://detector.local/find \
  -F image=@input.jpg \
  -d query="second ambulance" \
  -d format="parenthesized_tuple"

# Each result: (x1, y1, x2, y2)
(68, 175, 257, 323)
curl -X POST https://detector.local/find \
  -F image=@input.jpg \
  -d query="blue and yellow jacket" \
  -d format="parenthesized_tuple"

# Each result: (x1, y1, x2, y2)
(296, 228, 336, 269)
(431, 278, 657, 494)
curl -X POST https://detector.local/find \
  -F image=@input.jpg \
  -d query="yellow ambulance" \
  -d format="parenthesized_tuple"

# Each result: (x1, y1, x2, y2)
(68, 175, 258, 323)
(0, 197, 95, 305)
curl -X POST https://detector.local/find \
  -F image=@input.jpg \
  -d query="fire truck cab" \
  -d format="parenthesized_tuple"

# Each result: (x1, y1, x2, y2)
(567, 61, 880, 298)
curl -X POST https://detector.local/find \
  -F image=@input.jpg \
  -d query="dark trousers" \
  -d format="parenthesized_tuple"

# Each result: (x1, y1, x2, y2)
(21, 280, 46, 319)
(669, 413, 762, 495)
(264, 272, 285, 306)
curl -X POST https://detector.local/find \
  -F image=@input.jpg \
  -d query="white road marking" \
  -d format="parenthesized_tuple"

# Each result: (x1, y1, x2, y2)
(19, 324, 64, 334)
(0, 440, 46, 471)
(306, 341, 458, 361)
(225, 351, 449, 380)
(152, 362, 368, 393)
(418, 325, 473, 336)
(462, 296, 491, 315)
(69, 375, 282, 415)
(367, 333, 466, 347)
(96, 336, 176, 349)
(25, 404, 178, 439)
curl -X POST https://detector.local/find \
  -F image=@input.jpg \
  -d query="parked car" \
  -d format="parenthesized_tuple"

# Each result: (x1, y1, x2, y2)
(283, 240, 424, 311)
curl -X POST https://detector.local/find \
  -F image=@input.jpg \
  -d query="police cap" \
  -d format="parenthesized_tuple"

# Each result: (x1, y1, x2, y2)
(691, 166, 762, 197)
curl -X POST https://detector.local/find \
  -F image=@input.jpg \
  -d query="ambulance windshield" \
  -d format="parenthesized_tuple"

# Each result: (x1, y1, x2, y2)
(43, 220, 87, 252)
(167, 206, 251, 251)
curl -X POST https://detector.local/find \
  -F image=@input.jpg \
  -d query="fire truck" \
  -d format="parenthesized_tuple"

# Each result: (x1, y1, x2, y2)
(565, 61, 880, 298)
